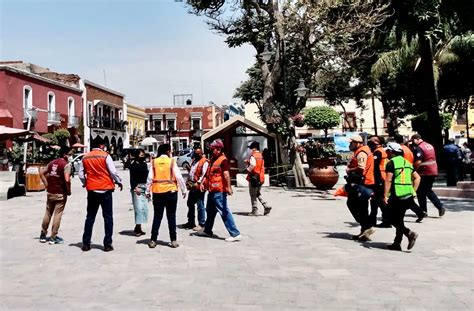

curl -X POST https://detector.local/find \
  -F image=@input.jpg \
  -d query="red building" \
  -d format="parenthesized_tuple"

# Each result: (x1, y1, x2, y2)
(145, 104, 225, 151)
(0, 63, 82, 140)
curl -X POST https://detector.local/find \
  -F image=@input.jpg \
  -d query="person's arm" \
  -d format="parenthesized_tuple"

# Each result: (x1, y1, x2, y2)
(105, 155, 123, 190)
(145, 162, 154, 197)
(172, 160, 187, 198)
(78, 160, 86, 187)
(413, 146, 423, 170)
(383, 171, 393, 204)
(198, 161, 209, 183)
(224, 170, 233, 195)
(246, 156, 256, 172)
(412, 171, 421, 192)
(40, 165, 49, 189)
(63, 163, 72, 195)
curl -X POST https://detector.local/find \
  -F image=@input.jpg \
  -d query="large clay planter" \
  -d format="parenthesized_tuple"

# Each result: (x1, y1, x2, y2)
(308, 158, 339, 189)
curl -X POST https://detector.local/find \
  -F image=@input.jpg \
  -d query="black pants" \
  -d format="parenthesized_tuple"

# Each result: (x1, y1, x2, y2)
(151, 191, 178, 242)
(82, 191, 113, 246)
(416, 176, 443, 212)
(369, 184, 389, 225)
(186, 189, 206, 227)
(347, 195, 371, 231)
(388, 196, 414, 245)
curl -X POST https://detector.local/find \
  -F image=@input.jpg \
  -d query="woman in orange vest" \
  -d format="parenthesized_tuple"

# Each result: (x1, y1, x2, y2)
(145, 143, 187, 249)
(245, 141, 272, 216)
(196, 139, 241, 242)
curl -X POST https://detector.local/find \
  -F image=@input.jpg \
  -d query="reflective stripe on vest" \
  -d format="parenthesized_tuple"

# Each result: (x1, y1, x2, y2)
(151, 157, 177, 193)
(391, 156, 415, 198)
(208, 155, 227, 193)
(247, 151, 265, 183)
(375, 146, 388, 181)
(193, 157, 209, 183)
(82, 149, 115, 191)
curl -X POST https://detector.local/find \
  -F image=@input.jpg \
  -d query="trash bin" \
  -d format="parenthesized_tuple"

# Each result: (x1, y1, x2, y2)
(25, 163, 46, 192)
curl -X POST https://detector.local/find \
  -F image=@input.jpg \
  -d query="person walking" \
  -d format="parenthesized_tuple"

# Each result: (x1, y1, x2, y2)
(411, 134, 445, 217)
(460, 142, 472, 181)
(39, 145, 72, 245)
(245, 141, 272, 216)
(196, 139, 242, 242)
(367, 136, 390, 227)
(180, 147, 208, 231)
(146, 144, 187, 249)
(383, 142, 420, 251)
(79, 136, 123, 252)
(394, 134, 427, 222)
(129, 148, 149, 237)
(345, 134, 375, 241)
(443, 138, 462, 186)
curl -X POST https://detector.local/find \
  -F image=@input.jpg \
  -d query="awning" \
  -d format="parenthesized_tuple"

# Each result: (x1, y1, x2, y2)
(0, 125, 30, 140)
(72, 143, 87, 148)
(33, 133, 51, 143)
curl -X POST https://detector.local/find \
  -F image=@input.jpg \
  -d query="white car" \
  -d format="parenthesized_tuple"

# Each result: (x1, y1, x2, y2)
(69, 153, 84, 175)
(176, 152, 192, 170)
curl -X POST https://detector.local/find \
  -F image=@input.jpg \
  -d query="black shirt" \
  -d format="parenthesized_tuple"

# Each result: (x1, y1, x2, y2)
(129, 160, 149, 189)
(373, 149, 383, 185)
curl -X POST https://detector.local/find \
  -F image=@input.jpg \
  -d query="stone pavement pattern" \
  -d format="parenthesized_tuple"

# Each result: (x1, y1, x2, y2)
(1, 172, 473, 310)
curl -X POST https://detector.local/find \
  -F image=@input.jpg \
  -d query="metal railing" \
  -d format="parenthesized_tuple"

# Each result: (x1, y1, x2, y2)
(68, 115, 80, 127)
(88, 117, 126, 131)
(47, 111, 61, 124)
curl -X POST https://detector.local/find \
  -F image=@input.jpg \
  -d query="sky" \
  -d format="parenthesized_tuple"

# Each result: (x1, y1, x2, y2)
(0, 0, 255, 107)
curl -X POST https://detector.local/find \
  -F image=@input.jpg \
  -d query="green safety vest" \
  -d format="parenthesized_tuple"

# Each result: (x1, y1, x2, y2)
(390, 156, 415, 198)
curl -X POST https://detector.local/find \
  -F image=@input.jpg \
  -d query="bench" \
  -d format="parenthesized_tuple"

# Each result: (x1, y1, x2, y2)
(0, 171, 26, 201)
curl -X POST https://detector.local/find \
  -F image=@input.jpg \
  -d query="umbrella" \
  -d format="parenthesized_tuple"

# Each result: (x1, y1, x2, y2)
(72, 143, 87, 148)
(0, 125, 30, 140)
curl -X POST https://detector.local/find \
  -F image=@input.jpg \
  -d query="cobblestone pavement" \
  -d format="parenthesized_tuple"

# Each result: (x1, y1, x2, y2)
(1, 172, 473, 310)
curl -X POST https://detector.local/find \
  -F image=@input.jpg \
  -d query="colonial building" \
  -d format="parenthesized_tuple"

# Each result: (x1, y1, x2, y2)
(223, 102, 245, 121)
(0, 62, 82, 142)
(145, 104, 225, 152)
(81, 79, 128, 157)
(126, 102, 146, 148)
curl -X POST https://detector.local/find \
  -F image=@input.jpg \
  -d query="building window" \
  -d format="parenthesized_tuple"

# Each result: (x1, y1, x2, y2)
(343, 112, 356, 131)
(457, 110, 467, 125)
(192, 118, 201, 130)
(166, 119, 176, 131)
(68, 97, 75, 117)
(47, 92, 56, 113)
(154, 120, 162, 131)
(23, 86, 33, 119)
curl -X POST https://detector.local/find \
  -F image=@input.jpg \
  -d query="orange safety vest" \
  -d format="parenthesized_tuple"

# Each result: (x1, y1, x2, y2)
(375, 146, 388, 181)
(151, 156, 177, 193)
(193, 157, 209, 183)
(82, 149, 115, 191)
(207, 154, 228, 193)
(401, 145, 414, 164)
(348, 145, 375, 186)
(247, 151, 265, 183)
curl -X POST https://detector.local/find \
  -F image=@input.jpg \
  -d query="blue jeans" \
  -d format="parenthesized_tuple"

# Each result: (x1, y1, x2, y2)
(82, 191, 113, 246)
(187, 189, 206, 226)
(204, 192, 240, 237)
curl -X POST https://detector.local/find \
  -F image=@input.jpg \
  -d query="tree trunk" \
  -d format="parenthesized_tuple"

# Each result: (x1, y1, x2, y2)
(290, 135, 311, 188)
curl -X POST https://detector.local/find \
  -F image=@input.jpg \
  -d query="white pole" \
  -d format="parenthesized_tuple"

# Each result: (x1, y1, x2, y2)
(22, 109, 33, 170)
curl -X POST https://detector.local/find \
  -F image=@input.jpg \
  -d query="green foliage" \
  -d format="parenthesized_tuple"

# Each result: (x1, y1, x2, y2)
(302, 140, 337, 160)
(42, 133, 58, 145)
(53, 129, 70, 144)
(303, 106, 340, 131)
(411, 112, 453, 135)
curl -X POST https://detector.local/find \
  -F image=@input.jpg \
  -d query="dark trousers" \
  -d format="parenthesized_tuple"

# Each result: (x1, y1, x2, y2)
(388, 196, 413, 245)
(369, 184, 389, 225)
(416, 176, 443, 212)
(186, 189, 206, 226)
(82, 191, 113, 246)
(446, 161, 459, 186)
(151, 191, 178, 242)
(347, 195, 371, 231)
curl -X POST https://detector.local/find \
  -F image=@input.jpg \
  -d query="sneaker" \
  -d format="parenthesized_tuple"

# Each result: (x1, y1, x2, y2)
(438, 207, 446, 217)
(194, 230, 212, 237)
(48, 236, 64, 245)
(192, 225, 203, 231)
(169, 241, 179, 248)
(148, 240, 157, 248)
(225, 235, 242, 242)
(359, 228, 375, 240)
(81, 244, 91, 252)
(135, 231, 146, 237)
(39, 233, 48, 243)
(263, 207, 272, 216)
(416, 212, 427, 223)
(179, 223, 195, 230)
(407, 231, 418, 250)
(387, 243, 402, 251)
(248, 210, 258, 216)
(104, 245, 114, 252)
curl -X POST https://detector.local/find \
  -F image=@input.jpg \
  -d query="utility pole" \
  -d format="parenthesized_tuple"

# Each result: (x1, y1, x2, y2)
(371, 87, 378, 136)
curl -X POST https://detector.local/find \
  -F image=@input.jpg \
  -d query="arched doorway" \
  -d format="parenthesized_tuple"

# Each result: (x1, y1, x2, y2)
(110, 136, 117, 160)
(117, 137, 123, 158)
(104, 136, 110, 151)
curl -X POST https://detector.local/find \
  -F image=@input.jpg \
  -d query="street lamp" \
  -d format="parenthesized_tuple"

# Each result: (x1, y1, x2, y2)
(259, 44, 274, 62)
(295, 79, 309, 98)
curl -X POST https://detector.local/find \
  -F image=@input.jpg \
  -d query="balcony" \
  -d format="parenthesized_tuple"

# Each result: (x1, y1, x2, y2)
(89, 117, 126, 131)
(47, 111, 61, 125)
(68, 115, 80, 128)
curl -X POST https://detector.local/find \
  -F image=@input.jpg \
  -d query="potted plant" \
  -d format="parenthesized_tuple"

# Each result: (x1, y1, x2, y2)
(303, 140, 339, 189)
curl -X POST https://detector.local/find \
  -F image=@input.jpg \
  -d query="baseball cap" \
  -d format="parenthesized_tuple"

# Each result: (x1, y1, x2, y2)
(385, 142, 403, 153)
(349, 134, 363, 143)
(209, 139, 224, 149)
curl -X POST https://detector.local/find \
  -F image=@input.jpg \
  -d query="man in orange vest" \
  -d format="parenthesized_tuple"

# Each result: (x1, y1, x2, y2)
(368, 136, 391, 228)
(245, 141, 272, 216)
(79, 136, 123, 252)
(197, 139, 241, 242)
(346, 134, 375, 241)
(146, 143, 187, 249)
(181, 147, 209, 231)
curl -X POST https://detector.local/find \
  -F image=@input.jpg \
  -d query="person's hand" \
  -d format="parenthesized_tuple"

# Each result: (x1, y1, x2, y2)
(182, 192, 187, 199)
(244, 159, 249, 164)
(227, 188, 233, 196)
(383, 196, 389, 205)
(117, 183, 123, 191)
(134, 187, 141, 195)
(199, 183, 205, 192)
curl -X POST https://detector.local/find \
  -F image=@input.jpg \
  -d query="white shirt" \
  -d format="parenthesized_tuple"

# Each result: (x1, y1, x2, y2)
(146, 155, 187, 194)
(247, 154, 257, 172)
(189, 158, 209, 183)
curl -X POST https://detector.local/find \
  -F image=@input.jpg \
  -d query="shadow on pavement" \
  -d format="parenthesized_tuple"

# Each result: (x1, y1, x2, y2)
(344, 221, 359, 228)
(136, 239, 170, 246)
(119, 230, 138, 236)
(233, 212, 260, 217)
(68, 242, 103, 250)
(319, 231, 353, 240)
(189, 232, 225, 240)
(361, 241, 389, 250)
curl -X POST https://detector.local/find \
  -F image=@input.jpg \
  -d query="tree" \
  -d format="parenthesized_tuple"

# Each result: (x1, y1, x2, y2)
(187, 0, 391, 187)
(303, 106, 340, 141)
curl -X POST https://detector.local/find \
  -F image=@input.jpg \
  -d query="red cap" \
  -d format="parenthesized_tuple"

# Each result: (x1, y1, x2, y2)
(210, 139, 224, 149)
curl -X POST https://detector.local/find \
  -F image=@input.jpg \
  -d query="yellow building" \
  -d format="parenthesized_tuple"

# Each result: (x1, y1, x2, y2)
(450, 96, 474, 140)
(126, 102, 147, 147)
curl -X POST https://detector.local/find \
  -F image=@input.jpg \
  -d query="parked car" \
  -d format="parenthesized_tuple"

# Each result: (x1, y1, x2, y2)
(178, 148, 192, 156)
(176, 152, 192, 170)
(69, 153, 84, 176)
